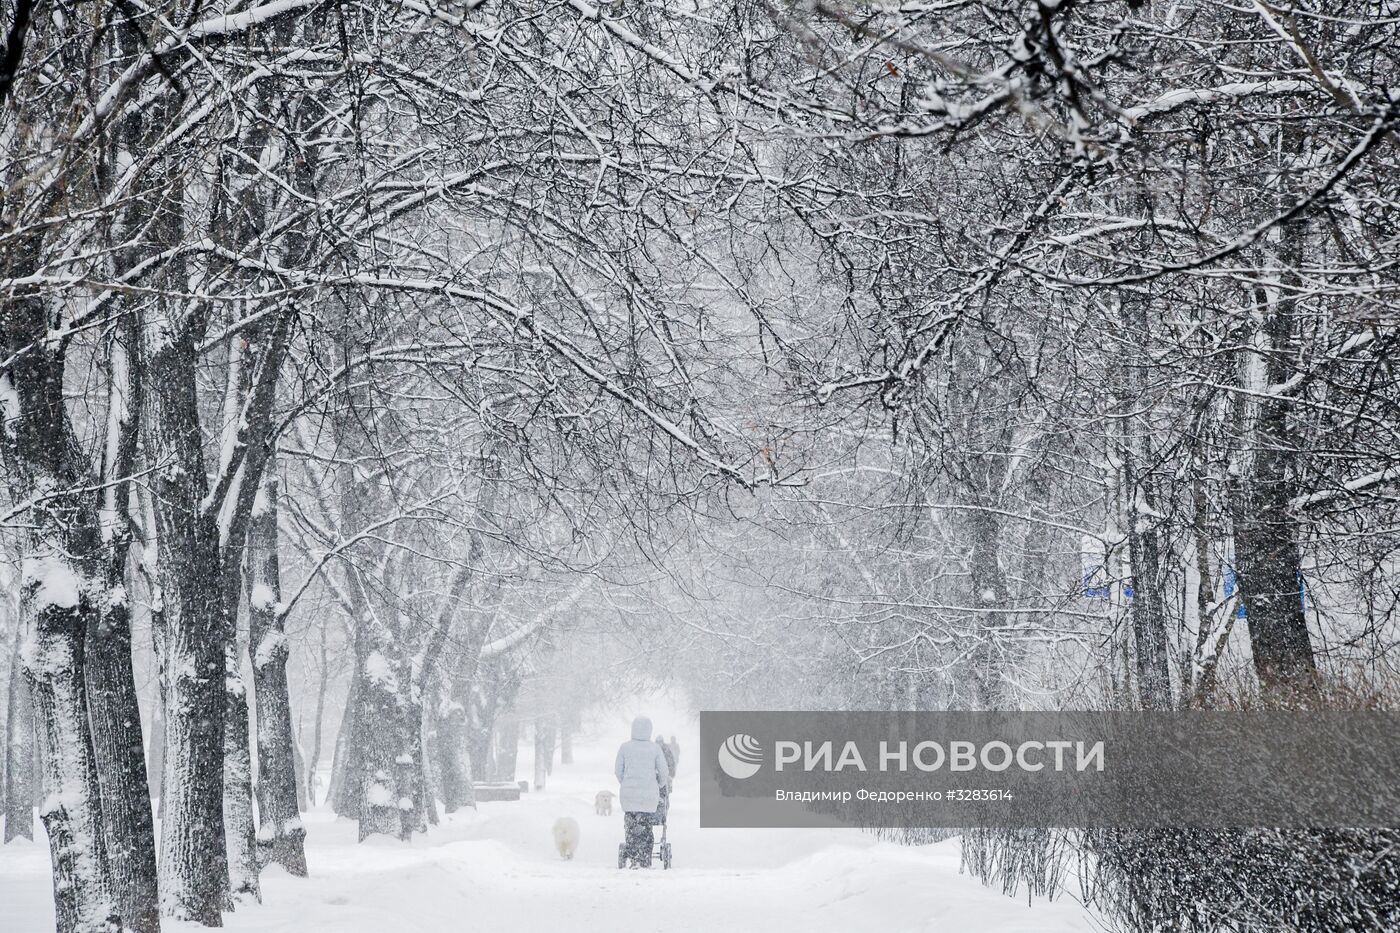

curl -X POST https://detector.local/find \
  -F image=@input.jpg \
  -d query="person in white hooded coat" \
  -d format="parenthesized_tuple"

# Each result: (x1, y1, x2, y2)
(615, 715, 670, 867)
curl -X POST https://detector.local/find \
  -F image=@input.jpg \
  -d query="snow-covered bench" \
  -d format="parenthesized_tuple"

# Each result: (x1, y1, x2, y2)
(472, 781, 524, 802)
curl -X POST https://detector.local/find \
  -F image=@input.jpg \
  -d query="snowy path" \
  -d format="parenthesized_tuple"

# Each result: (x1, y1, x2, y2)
(0, 706, 1097, 932)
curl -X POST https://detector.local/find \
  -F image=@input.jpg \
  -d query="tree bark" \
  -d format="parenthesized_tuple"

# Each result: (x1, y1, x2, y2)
(467, 698, 493, 784)
(495, 719, 520, 783)
(1232, 457, 1317, 696)
(1, 300, 130, 931)
(1125, 465, 1173, 710)
(147, 308, 292, 919)
(1230, 303, 1317, 697)
(417, 707, 438, 828)
(1228, 128, 1319, 702)
(347, 654, 426, 841)
(247, 465, 307, 875)
(84, 320, 161, 931)
(223, 636, 260, 904)
(28, 600, 119, 933)
(347, 620, 407, 841)
(85, 593, 159, 928)
(1117, 287, 1174, 711)
(435, 691, 475, 813)
(966, 507, 1009, 709)
(147, 329, 230, 925)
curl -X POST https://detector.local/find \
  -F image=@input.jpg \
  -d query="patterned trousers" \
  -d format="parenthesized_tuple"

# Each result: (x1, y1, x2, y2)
(623, 811, 654, 866)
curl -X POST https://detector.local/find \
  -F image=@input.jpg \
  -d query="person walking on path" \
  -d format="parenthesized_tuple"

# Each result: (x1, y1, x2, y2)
(615, 715, 670, 867)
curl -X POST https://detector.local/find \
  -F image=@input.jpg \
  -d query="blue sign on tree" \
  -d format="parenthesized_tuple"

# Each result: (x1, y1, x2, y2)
(1222, 567, 1308, 619)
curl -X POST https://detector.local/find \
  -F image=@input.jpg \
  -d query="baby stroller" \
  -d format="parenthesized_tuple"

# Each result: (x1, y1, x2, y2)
(618, 799, 673, 870)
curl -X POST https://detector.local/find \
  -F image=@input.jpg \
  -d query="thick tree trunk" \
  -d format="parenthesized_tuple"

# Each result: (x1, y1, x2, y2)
(83, 319, 161, 931)
(217, 345, 261, 907)
(348, 659, 404, 840)
(348, 657, 426, 841)
(1, 316, 128, 930)
(147, 309, 290, 921)
(4, 625, 36, 842)
(1232, 480, 1316, 695)
(223, 640, 260, 904)
(143, 103, 293, 917)
(407, 703, 431, 833)
(1230, 298, 1318, 697)
(1228, 136, 1319, 702)
(1125, 469, 1173, 710)
(466, 664, 524, 784)
(202, 113, 299, 904)
(417, 708, 438, 828)
(84, 592, 160, 930)
(11, 534, 116, 932)
(495, 718, 520, 783)
(147, 333, 230, 924)
(1231, 378, 1316, 698)
(467, 700, 493, 784)
(1118, 289, 1173, 711)
(157, 619, 227, 925)
(463, 659, 499, 784)
(247, 466, 307, 875)
(326, 348, 429, 841)
(28, 601, 118, 933)
(1, 16, 168, 925)
(966, 508, 1009, 709)
(435, 693, 475, 813)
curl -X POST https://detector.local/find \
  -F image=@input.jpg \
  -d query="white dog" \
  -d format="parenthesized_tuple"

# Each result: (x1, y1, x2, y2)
(552, 816, 580, 860)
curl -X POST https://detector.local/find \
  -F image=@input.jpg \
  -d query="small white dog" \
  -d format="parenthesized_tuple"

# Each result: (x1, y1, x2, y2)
(552, 816, 580, 860)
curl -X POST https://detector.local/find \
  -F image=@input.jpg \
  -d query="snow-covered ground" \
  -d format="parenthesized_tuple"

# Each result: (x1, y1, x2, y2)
(0, 701, 1097, 932)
